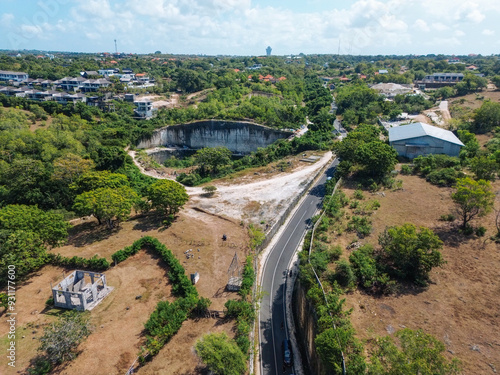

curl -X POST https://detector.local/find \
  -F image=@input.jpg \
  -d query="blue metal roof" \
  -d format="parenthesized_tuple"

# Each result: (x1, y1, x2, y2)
(388, 122, 464, 146)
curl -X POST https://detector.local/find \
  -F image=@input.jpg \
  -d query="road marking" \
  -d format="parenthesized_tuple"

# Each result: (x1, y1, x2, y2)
(268, 209, 307, 375)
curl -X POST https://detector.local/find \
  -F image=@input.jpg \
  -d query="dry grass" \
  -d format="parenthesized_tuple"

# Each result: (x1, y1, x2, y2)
(334, 175, 500, 374)
(0, 208, 249, 375)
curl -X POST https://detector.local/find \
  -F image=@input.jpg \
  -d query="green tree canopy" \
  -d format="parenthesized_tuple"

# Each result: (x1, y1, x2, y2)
(451, 177, 495, 229)
(194, 147, 232, 175)
(0, 230, 48, 283)
(52, 153, 95, 184)
(147, 179, 189, 218)
(0, 204, 70, 247)
(195, 332, 246, 375)
(368, 328, 461, 375)
(70, 170, 129, 194)
(472, 101, 500, 134)
(73, 186, 139, 229)
(316, 325, 367, 374)
(378, 223, 444, 286)
(355, 141, 398, 179)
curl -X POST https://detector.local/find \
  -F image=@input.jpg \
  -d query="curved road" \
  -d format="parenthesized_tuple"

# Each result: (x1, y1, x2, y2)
(258, 159, 338, 375)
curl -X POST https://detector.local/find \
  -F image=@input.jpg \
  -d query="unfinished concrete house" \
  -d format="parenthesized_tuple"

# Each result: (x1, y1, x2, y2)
(51, 270, 113, 311)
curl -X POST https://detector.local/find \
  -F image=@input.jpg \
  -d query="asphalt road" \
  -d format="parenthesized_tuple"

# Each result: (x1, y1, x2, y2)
(258, 158, 338, 375)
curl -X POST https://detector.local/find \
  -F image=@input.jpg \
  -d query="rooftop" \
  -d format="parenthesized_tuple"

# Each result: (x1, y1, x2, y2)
(389, 122, 464, 146)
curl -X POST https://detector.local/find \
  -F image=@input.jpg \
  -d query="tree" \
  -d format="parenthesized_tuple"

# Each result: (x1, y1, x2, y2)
(0, 230, 48, 283)
(455, 73, 488, 96)
(355, 141, 398, 179)
(451, 177, 495, 229)
(147, 179, 189, 218)
(378, 223, 444, 286)
(470, 155, 498, 181)
(39, 311, 92, 365)
(0, 204, 70, 247)
(315, 325, 367, 374)
(70, 170, 129, 194)
(472, 101, 500, 134)
(368, 328, 461, 375)
(202, 185, 217, 197)
(195, 333, 246, 375)
(52, 153, 95, 184)
(457, 129, 479, 160)
(492, 75, 500, 90)
(194, 147, 232, 175)
(73, 186, 139, 229)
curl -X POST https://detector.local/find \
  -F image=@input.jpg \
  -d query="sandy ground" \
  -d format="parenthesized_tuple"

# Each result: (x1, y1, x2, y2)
(138, 94, 179, 110)
(129, 149, 333, 225)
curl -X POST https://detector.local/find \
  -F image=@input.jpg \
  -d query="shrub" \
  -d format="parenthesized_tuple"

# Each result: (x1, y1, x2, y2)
(400, 164, 413, 175)
(239, 256, 255, 298)
(347, 216, 372, 238)
(426, 167, 462, 186)
(475, 226, 487, 237)
(378, 224, 444, 286)
(439, 214, 455, 222)
(331, 259, 356, 289)
(353, 189, 364, 200)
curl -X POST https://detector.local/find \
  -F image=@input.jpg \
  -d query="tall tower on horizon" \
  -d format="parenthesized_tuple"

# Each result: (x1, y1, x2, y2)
(266, 46, 272, 56)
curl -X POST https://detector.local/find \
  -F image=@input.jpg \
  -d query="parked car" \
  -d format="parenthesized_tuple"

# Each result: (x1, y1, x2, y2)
(282, 339, 293, 367)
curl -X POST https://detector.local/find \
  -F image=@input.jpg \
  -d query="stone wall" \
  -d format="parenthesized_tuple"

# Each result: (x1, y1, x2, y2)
(136, 120, 292, 154)
(293, 279, 325, 375)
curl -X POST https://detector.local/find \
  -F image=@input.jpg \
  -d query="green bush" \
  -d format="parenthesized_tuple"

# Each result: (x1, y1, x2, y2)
(224, 299, 255, 355)
(426, 167, 462, 186)
(439, 214, 455, 222)
(353, 189, 364, 200)
(331, 259, 356, 289)
(238, 256, 255, 298)
(47, 254, 110, 271)
(349, 245, 378, 288)
(347, 216, 372, 238)
(400, 164, 413, 175)
(475, 226, 487, 237)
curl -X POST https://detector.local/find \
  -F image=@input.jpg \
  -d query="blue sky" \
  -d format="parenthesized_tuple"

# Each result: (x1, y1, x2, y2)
(0, 0, 499, 56)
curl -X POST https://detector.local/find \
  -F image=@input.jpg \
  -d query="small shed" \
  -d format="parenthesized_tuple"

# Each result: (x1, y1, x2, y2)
(389, 122, 464, 159)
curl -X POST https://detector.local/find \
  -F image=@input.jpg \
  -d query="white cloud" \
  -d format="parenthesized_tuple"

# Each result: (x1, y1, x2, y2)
(482, 29, 495, 35)
(3, 0, 500, 55)
(432, 23, 450, 32)
(454, 2, 485, 23)
(1, 13, 14, 26)
(414, 19, 430, 32)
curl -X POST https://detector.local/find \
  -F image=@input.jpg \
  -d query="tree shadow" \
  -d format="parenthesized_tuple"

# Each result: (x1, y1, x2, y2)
(66, 221, 121, 248)
(132, 212, 168, 232)
(432, 223, 474, 248)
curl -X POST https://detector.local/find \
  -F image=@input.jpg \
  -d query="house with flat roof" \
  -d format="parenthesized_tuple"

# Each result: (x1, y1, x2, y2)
(415, 73, 464, 89)
(0, 70, 29, 82)
(389, 122, 464, 159)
